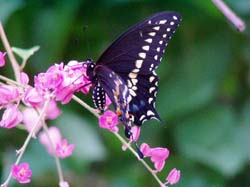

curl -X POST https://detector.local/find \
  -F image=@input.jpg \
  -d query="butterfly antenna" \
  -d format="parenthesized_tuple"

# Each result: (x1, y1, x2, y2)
(82, 25, 91, 58)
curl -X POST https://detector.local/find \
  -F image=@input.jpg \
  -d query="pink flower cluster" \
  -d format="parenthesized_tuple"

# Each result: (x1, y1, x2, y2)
(0, 55, 89, 184)
(99, 111, 181, 186)
(34, 60, 91, 104)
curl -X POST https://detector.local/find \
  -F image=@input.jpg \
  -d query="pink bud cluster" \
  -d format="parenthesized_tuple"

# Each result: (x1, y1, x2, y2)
(99, 110, 181, 186)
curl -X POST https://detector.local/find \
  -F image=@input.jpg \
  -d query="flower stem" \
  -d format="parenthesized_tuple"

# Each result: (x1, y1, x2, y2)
(0, 22, 20, 81)
(0, 75, 25, 88)
(212, 0, 246, 32)
(0, 98, 51, 187)
(72, 95, 164, 186)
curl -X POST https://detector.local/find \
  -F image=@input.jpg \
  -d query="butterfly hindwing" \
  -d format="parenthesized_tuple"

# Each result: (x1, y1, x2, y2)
(94, 65, 130, 124)
(124, 72, 161, 125)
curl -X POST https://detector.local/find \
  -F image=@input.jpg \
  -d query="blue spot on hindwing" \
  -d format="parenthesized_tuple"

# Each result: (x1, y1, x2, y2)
(132, 104, 139, 112)
(140, 100, 145, 106)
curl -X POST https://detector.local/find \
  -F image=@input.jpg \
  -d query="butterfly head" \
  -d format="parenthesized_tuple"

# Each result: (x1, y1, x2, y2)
(84, 58, 96, 81)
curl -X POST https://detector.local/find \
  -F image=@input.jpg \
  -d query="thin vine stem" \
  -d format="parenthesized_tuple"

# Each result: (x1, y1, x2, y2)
(1, 98, 51, 187)
(212, 0, 246, 32)
(40, 120, 65, 183)
(0, 22, 20, 82)
(72, 95, 164, 186)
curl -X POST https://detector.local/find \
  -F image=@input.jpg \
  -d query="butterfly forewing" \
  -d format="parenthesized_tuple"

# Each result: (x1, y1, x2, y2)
(96, 11, 182, 75)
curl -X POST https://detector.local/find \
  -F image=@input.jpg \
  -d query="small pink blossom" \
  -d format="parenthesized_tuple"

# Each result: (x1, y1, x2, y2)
(99, 110, 119, 132)
(39, 126, 62, 154)
(23, 87, 44, 107)
(130, 126, 140, 142)
(54, 84, 76, 104)
(140, 143, 169, 172)
(0, 105, 22, 129)
(105, 95, 112, 109)
(20, 72, 29, 85)
(122, 126, 141, 151)
(60, 181, 69, 187)
(0, 85, 20, 105)
(11, 162, 32, 184)
(56, 139, 75, 158)
(0, 51, 6, 67)
(140, 143, 151, 156)
(45, 100, 61, 119)
(166, 168, 181, 185)
(22, 107, 43, 137)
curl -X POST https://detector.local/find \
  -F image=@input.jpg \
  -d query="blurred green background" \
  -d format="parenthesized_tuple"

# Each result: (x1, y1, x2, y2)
(1, 0, 250, 187)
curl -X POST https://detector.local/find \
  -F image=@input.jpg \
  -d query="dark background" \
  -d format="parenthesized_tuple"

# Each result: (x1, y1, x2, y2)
(0, 0, 250, 187)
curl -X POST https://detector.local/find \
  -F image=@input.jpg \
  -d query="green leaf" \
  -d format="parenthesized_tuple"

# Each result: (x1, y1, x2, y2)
(158, 35, 231, 120)
(174, 105, 245, 177)
(55, 112, 107, 169)
(12, 46, 40, 62)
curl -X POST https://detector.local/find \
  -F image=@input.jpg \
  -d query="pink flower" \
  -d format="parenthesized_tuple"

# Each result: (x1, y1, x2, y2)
(0, 85, 20, 105)
(45, 100, 61, 119)
(34, 61, 91, 104)
(140, 143, 169, 172)
(23, 87, 44, 107)
(56, 139, 75, 158)
(20, 72, 29, 85)
(54, 84, 76, 104)
(122, 126, 141, 151)
(0, 105, 23, 128)
(130, 126, 140, 142)
(60, 181, 69, 187)
(105, 95, 112, 109)
(166, 168, 181, 185)
(99, 110, 119, 132)
(22, 107, 43, 137)
(140, 143, 151, 156)
(0, 51, 6, 67)
(11, 162, 32, 184)
(39, 127, 62, 154)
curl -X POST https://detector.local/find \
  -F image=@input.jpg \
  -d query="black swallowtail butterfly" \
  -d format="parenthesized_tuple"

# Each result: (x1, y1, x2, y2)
(85, 11, 182, 137)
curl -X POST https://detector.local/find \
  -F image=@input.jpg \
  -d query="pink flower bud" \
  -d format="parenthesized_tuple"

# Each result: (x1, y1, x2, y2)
(99, 110, 119, 132)
(60, 181, 69, 187)
(105, 95, 112, 109)
(23, 87, 44, 107)
(140, 143, 151, 156)
(0, 85, 20, 105)
(0, 105, 23, 129)
(45, 100, 61, 119)
(130, 126, 140, 142)
(39, 127, 62, 155)
(56, 139, 75, 158)
(0, 51, 6, 67)
(22, 107, 43, 137)
(20, 72, 29, 85)
(166, 168, 181, 185)
(11, 162, 32, 184)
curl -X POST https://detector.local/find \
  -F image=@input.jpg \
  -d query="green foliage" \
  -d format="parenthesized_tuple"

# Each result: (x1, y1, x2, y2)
(0, 1, 250, 187)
